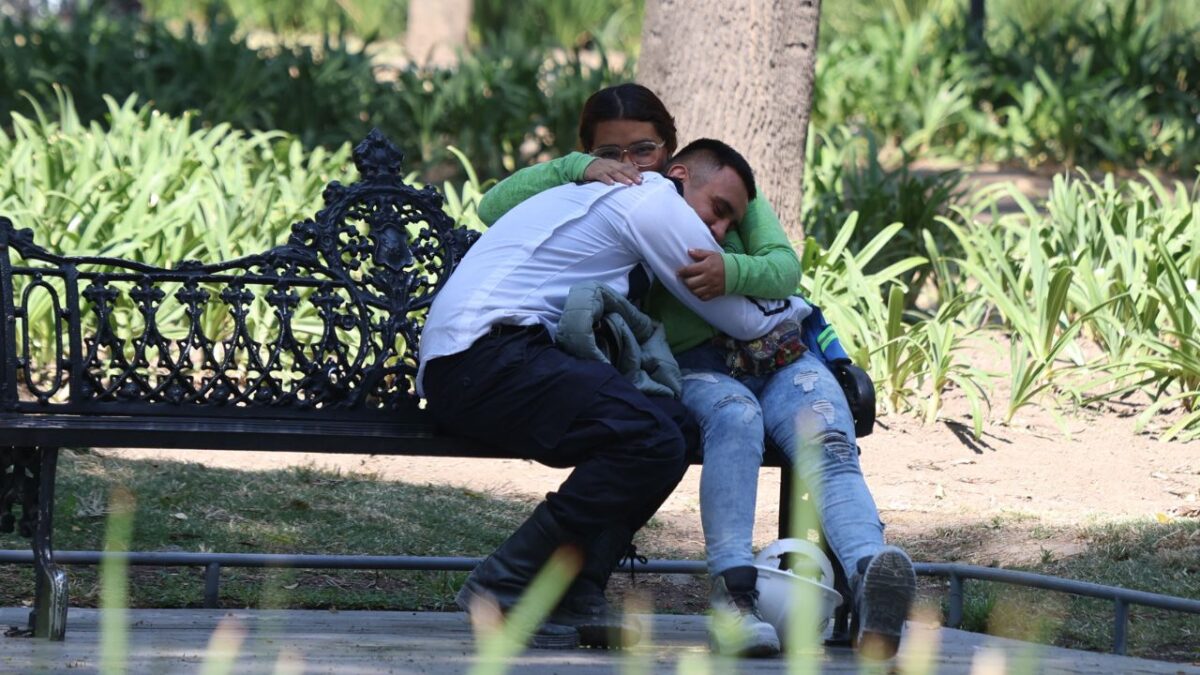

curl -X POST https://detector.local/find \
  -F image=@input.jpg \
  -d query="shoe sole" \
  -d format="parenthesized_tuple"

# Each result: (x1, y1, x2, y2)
(739, 640, 783, 659)
(574, 622, 639, 649)
(528, 629, 583, 650)
(456, 581, 580, 650)
(708, 617, 781, 658)
(548, 606, 641, 649)
(857, 548, 916, 659)
(708, 632, 782, 659)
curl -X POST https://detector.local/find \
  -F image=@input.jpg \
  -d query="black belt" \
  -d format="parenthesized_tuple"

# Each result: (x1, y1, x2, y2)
(487, 323, 540, 337)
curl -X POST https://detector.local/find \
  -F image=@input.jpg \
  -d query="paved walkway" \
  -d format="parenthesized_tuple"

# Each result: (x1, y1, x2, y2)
(3, 608, 1196, 674)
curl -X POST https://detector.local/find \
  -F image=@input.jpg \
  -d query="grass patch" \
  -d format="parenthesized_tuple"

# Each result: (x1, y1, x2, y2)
(1046, 521, 1200, 661)
(0, 450, 535, 611)
(898, 518, 1200, 663)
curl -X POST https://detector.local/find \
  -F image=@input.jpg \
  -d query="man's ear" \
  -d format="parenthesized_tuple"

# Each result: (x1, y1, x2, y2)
(665, 163, 689, 181)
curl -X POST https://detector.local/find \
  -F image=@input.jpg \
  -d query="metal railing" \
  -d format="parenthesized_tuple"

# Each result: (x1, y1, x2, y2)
(921, 562, 1200, 656)
(2, 550, 1198, 656)
(0, 550, 705, 612)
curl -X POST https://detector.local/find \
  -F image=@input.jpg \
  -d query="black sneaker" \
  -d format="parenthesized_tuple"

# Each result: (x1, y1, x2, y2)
(708, 566, 781, 658)
(548, 587, 641, 649)
(456, 577, 580, 649)
(853, 546, 916, 660)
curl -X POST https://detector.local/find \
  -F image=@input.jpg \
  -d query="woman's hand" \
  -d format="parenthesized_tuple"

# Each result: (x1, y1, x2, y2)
(583, 158, 643, 186)
(678, 249, 726, 300)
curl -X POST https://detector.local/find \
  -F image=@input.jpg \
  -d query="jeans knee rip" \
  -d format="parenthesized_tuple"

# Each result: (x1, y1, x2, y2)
(682, 372, 719, 383)
(792, 370, 820, 392)
(714, 394, 760, 424)
(821, 431, 856, 463)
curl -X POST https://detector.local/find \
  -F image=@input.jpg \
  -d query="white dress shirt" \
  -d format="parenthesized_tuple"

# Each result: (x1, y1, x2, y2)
(417, 172, 810, 393)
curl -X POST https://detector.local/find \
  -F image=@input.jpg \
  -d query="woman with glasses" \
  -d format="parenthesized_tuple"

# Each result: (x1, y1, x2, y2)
(474, 83, 910, 660)
(479, 83, 797, 310)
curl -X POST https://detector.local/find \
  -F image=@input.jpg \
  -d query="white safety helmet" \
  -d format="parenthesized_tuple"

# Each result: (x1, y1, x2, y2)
(754, 539, 843, 642)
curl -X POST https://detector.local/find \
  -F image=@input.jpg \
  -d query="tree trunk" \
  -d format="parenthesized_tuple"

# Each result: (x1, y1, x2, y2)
(406, 0, 472, 68)
(638, 0, 821, 241)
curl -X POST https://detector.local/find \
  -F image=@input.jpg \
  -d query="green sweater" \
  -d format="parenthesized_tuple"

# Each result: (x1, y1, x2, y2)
(477, 152, 801, 353)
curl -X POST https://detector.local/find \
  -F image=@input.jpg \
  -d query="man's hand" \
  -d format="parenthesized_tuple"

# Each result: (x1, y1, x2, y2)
(678, 249, 726, 300)
(583, 158, 642, 186)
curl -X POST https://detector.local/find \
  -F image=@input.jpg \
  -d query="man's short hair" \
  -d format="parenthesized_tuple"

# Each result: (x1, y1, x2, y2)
(669, 139, 757, 202)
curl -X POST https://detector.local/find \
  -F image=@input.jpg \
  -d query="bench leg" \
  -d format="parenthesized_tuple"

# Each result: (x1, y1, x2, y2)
(30, 447, 68, 641)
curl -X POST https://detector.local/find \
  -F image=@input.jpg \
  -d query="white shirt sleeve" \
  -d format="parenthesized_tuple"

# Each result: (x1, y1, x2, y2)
(618, 183, 794, 340)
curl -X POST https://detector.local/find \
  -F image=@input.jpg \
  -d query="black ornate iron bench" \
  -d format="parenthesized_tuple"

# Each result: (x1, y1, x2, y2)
(0, 131, 871, 641)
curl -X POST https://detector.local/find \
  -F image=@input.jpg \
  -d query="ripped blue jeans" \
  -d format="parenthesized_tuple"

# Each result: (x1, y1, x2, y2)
(676, 344, 885, 578)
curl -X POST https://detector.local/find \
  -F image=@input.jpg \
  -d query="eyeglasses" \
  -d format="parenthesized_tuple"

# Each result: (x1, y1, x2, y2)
(590, 140, 666, 168)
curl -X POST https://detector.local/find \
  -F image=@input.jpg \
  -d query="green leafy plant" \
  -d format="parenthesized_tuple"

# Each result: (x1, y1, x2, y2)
(472, 0, 644, 54)
(0, 8, 631, 183)
(816, 0, 1200, 171)
(803, 125, 968, 307)
(945, 213, 1089, 424)
(913, 294, 992, 436)
(876, 285, 924, 414)
(798, 213, 926, 366)
(143, 0, 407, 40)
(1132, 240, 1200, 441)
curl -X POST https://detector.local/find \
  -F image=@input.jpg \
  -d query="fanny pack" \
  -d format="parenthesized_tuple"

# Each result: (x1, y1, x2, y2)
(718, 319, 807, 378)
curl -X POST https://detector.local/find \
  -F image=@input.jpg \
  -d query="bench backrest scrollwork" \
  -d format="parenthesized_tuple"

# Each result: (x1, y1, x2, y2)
(0, 130, 479, 421)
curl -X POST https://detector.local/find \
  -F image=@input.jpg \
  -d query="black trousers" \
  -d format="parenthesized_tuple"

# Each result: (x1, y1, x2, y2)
(423, 327, 693, 537)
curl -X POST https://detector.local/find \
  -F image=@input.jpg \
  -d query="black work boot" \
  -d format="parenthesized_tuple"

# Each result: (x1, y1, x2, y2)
(550, 525, 642, 649)
(709, 566, 781, 658)
(455, 503, 581, 649)
(852, 546, 916, 660)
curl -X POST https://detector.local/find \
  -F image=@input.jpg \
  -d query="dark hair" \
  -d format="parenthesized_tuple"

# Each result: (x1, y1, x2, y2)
(669, 138, 757, 202)
(578, 83, 678, 156)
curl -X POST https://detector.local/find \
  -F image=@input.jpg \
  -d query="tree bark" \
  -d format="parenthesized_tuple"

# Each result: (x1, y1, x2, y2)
(638, 0, 821, 241)
(406, 0, 472, 68)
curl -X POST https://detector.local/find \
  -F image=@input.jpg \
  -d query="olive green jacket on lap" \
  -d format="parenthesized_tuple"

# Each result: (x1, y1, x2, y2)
(478, 152, 801, 354)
